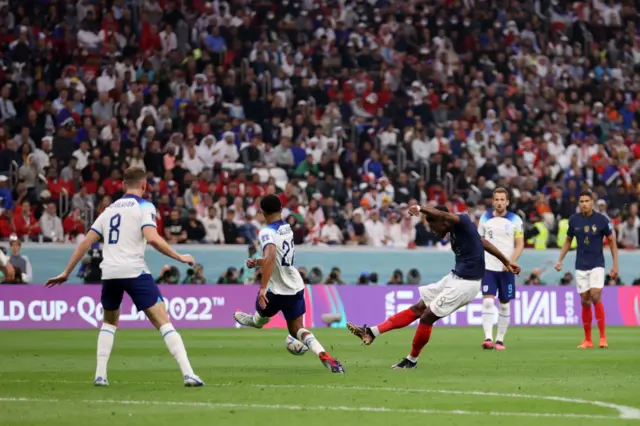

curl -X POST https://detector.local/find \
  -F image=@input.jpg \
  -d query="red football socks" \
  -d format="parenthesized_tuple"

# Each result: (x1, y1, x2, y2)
(409, 323, 433, 358)
(377, 308, 419, 334)
(581, 305, 593, 342)
(594, 302, 606, 338)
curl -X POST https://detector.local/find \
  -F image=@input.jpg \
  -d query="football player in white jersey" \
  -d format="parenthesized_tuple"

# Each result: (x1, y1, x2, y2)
(477, 188, 524, 350)
(45, 167, 204, 387)
(234, 194, 344, 373)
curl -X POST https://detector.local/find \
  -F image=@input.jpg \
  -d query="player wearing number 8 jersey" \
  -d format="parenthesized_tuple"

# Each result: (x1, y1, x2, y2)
(45, 167, 203, 387)
(234, 194, 344, 373)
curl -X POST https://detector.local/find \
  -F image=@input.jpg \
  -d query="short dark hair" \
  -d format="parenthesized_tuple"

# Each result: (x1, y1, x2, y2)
(260, 194, 282, 215)
(123, 166, 146, 186)
(435, 205, 449, 213)
(493, 187, 510, 200)
(579, 190, 593, 199)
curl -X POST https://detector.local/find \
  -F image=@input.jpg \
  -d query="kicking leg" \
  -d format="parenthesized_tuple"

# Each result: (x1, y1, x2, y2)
(94, 309, 119, 386)
(347, 301, 424, 345)
(392, 276, 479, 369)
(145, 302, 204, 386)
(578, 290, 594, 348)
(288, 316, 344, 374)
(590, 288, 607, 348)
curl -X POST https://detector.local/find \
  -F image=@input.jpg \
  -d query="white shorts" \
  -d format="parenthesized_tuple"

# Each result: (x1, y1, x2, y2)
(418, 272, 482, 318)
(576, 267, 605, 294)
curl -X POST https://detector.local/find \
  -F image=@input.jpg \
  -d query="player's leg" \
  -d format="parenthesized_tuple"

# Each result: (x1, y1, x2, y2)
(576, 270, 594, 348)
(94, 281, 124, 386)
(481, 271, 499, 349)
(393, 275, 480, 369)
(284, 291, 344, 373)
(347, 276, 448, 345)
(347, 301, 424, 345)
(234, 291, 277, 329)
(131, 276, 203, 386)
(495, 272, 516, 350)
(589, 268, 607, 348)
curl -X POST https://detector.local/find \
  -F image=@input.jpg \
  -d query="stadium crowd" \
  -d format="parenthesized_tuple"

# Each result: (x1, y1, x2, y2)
(0, 0, 638, 257)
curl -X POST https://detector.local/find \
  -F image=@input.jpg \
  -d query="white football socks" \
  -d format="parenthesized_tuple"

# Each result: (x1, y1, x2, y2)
(253, 312, 271, 328)
(496, 303, 511, 342)
(482, 298, 495, 341)
(159, 323, 194, 377)
(95, 323, 116, 379)
(296, 328, 326, 356)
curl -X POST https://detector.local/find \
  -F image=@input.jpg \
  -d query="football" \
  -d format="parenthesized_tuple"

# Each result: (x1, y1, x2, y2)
(285, 335, 309, 355)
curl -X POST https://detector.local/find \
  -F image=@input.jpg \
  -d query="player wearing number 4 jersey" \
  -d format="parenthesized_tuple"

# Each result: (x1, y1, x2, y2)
(234, 194, 344, 374)
(555, 191, 619, 349)
(45, 167, 203, 387)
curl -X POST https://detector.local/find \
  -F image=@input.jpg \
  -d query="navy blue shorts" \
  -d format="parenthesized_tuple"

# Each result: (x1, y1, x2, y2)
(256, 290, 306, 321)
(101, 274, 163, 312)
(482, 270, 515, 302)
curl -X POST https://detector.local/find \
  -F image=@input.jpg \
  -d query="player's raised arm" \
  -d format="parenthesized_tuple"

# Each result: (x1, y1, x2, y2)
(481, 237, 520, 275)
(408, 204, 461, 224)
(46, 230, 102, 287)
(143, 226, 194, 265)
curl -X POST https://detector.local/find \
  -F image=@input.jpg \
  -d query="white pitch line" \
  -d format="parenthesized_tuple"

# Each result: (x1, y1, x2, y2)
(3, 379, 640, 420)
(0, 397, 625, 421)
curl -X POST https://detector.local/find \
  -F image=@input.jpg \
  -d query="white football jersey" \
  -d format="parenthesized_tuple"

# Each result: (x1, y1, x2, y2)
(90, 194, 157, 280)
(478, 211, 524, 272)
(258, 220, 304, 295)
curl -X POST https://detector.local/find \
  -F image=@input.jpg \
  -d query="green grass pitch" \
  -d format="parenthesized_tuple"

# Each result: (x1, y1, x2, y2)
(0, 327, 639, 426)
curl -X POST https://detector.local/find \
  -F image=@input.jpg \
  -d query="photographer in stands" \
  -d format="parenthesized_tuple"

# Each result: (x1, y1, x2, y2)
(183, 263, 206, 284)
(156, 265, 181, 284)
(78, 242, 103, 284)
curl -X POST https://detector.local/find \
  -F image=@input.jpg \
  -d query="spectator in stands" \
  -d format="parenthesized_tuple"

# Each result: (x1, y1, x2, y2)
(222, 209, 244, 244)
(185, 208, 206, 243)
(63, 208, 86, 242)
(200, 206, 224, 244)
(39, 203, 64, 242)
(14, 201, 40, 241)
(618, 216, 639, 249)
(8, 235, 32, 283)
(164, 209, 187, 244)
(320, 216, 343, 245)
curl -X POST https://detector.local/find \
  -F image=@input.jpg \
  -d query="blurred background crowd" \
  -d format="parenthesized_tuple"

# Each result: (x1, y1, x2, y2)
(1, 0, 640, 283)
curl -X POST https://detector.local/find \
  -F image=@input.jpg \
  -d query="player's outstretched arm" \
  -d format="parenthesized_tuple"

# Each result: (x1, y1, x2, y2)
(45, 230, 102, 287)
(482, 237, 521, 275)
(143, 226, 194, 265)
(408, 205, 461, 224)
